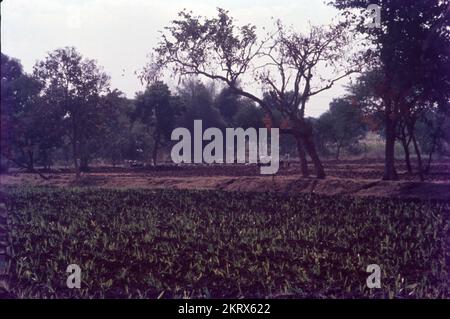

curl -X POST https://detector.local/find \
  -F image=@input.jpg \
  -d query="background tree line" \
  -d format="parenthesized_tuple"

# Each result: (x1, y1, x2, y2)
(1, 0, 449, 180)
(1, 50, 315, 173)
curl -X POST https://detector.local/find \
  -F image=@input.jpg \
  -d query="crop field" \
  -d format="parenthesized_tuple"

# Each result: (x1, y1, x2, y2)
(1, 186, 448, 298)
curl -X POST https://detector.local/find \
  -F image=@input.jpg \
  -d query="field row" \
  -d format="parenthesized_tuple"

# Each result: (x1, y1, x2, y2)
(2, 187, 449, 298)
(13, 161, 449, 181)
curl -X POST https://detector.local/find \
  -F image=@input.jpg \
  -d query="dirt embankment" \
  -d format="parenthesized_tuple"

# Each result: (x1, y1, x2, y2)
(1, 171, 449, 201)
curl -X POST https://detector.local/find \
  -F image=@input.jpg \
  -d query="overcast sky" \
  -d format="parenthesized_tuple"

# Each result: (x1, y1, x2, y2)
(1, 0, 350, 117)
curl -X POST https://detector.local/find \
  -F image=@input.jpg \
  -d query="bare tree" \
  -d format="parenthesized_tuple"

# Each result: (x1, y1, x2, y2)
(150, 9, 358, 178)
(254, 21, 358, 177)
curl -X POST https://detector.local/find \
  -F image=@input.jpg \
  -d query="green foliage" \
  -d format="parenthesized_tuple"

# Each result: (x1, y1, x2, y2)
(33, 47, 110, 174)
(315, 98, 367, 158)
(3, 187, 449, 298)
(134, 81, 183, 164)
(1, 53, 64, 170)
(178, 79, 225, 130)
(214, 87, 240, 125)
(135, 82, 181, 139)
(415, 109, 450, 158)
(230, 99, 264, 129)
(333, 0, 450, 179)
(94, 90, 136, 165)
(214, 85, 265, 130)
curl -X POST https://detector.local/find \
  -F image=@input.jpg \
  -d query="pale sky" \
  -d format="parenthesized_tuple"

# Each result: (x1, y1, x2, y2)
(1, 0, 350, 117)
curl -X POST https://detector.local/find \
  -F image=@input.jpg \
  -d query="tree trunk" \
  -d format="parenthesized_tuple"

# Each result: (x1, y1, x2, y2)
(383, 116, 398, 180)
(152, 131, 160, 166)
(400, 137, 412, 174)
(152, 143, 158, 166)
(425, 136, 437, 173)
(399, 124, 412, 174)
(42, 150, 51, 172)
(410, 132, 424, 181)
(294, 134, 309, 177)
(78, 137, 90, 172)
(294, 119, 325, 179)
(336, 144, 341, 161)
(27, 150, 34, 172)
(80, 155, 90, 172)
(72, 140, 80, 179)
(72, 118, 80, 179)
(302, 134, 325, 179)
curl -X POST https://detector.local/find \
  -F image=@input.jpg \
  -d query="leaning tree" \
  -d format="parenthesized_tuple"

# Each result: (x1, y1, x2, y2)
(145, 9, 360, 178)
